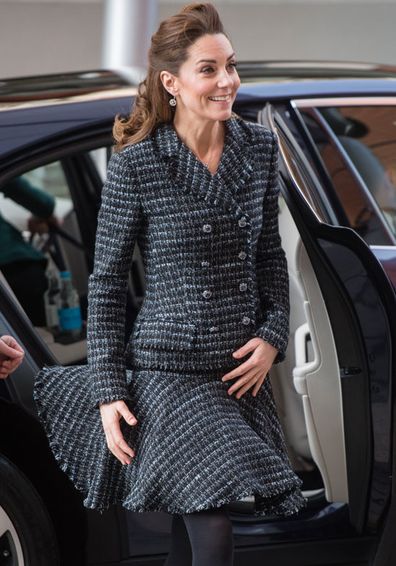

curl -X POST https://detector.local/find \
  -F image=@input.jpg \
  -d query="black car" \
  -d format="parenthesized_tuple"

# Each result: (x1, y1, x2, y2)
(1, 63, 396, 566)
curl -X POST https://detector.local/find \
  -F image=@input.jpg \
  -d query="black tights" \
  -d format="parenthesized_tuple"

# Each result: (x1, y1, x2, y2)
(164, 505, 234, 566)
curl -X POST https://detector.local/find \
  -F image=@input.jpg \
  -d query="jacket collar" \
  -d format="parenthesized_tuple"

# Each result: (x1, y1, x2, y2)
(152, 115, 254, 221)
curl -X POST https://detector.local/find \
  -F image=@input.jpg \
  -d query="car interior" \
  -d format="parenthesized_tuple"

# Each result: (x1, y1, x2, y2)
(0, 143, 350, 518)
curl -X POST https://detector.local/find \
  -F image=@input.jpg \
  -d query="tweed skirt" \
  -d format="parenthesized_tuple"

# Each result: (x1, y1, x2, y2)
(33, 363, 307, 516)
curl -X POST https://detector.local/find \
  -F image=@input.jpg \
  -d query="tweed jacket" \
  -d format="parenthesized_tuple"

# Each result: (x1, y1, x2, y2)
(87, 115, 290, 409)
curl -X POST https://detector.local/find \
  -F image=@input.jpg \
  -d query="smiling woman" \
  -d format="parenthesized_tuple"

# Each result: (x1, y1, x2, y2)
(159, 32, 240, 175)
(112, 2, 241, 156)
(33, 3, 307, 566)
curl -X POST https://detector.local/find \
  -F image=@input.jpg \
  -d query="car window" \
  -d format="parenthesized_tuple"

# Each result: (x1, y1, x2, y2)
(89, 146, 112, 182)
(317, 105, 396, 238)
(298, 107, 394, 246)
(0, 162, 71, 234)
(0, 157, 85, 346)
(0, 143, 139, 366)
(0, 160, 79, 331)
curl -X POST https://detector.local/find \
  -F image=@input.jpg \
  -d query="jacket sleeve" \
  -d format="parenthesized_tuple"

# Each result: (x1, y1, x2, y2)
(2, 176, 55, 218)
(87, 148, 143, 409)
(253, 131, 290, 364)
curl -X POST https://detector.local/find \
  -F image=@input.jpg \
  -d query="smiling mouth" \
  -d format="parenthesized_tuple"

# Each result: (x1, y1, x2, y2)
(208, 94, 232, 102)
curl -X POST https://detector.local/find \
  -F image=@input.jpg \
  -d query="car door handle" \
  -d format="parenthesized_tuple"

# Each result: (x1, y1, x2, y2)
(293, 301, 321, 396)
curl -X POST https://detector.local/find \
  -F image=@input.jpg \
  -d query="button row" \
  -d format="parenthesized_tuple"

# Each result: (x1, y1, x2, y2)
(203, 216, 247, 235)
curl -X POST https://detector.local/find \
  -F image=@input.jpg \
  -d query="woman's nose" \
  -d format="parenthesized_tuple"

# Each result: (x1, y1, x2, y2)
(217, 69, 234, 88)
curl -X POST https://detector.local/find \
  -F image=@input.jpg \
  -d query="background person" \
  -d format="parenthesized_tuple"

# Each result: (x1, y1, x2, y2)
(0, 175, 60, 326)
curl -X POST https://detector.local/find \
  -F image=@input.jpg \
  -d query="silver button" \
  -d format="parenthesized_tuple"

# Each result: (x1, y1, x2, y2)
(201, 260, 210, 267)
(203, 224, 212, 233)
(238, 251, 247, 260)
(242, 316, 251, 325)
(239, 282, 248, 292)
(238, 217, 247, 227)
(203, 290, 212, 299)
(209, 326, 219, 332)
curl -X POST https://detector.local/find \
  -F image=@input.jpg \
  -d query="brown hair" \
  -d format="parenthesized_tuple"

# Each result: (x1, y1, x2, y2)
(112, 2, 236, 152)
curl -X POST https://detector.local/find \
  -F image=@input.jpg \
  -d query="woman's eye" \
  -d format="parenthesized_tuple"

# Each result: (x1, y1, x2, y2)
(201, 62, 238, 75)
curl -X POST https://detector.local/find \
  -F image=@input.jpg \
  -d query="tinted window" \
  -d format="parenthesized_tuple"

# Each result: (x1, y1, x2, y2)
(299, 107, 394, 246)
(0, 154, 94, 333)
(319, 105, 396, 238)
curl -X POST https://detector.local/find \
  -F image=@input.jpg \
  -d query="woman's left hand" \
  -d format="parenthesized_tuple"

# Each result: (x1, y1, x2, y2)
(221, 337, 278, 398)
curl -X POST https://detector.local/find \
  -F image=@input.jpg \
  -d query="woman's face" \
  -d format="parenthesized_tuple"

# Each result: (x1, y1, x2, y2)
(163, 33, 240, 123)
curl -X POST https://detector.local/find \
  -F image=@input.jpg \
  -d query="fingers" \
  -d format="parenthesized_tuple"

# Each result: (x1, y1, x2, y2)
(0, 367, 9, 379)
(100, 401, 138, 466)
(252, 374, 266, 397)
(0, 355, 24, 379)
(232, 337, 262, 359)
(107, 421, 136, 465)
(0, 336, 25, 358)
(226, 367, 259, 398)
(223, 366, 268, 399)
(224, 338, 274, 399)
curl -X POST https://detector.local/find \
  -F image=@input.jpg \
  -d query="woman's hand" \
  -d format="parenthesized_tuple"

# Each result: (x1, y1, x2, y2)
(0, 335, 25, 379)
(221, 337, 278, 398)
(99, 400, 138, 465)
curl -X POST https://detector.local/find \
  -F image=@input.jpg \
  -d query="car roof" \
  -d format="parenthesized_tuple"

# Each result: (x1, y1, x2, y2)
(1, 61, 396, 108)
(1, 62, 396, 160)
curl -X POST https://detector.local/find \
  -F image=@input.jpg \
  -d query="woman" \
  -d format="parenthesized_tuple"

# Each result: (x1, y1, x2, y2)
(34, 3, 307, 565)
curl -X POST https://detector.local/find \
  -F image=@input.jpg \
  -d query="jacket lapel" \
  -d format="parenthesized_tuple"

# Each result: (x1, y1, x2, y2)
(153, 116, 254, 222)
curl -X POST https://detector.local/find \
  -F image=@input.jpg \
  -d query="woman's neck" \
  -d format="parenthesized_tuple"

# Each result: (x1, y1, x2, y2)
(172, 115, 225, 161)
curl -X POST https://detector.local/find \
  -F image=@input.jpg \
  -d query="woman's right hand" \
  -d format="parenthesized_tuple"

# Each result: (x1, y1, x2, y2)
(99, 400, 138, 465)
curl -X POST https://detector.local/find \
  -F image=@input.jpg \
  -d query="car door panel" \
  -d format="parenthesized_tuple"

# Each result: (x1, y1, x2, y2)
(259, 105, 396, 537)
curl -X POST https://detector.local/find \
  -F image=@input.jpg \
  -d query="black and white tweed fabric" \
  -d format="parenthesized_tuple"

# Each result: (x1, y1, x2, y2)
(33, 115, 307, 516)
(34, 363, 305, 515)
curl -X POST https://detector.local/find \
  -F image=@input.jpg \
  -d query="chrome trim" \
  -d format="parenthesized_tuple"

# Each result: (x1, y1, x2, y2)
(265, 110, 324, 224)
(0, 86, 138, 112)
(292, 96, 396, 108)
(369, 245, 396, 250)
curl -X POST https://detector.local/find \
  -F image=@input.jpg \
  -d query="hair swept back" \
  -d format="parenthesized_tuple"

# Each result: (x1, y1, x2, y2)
(112, 2, 238, 152)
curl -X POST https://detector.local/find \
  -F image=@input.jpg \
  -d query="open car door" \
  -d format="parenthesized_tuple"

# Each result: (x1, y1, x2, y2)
(258, 104, 396, 559)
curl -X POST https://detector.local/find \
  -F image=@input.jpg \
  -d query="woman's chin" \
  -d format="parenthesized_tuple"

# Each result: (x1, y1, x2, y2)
(207, 107, 233, 121)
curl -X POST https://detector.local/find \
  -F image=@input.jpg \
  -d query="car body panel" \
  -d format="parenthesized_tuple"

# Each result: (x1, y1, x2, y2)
(1, 63, 396, 564)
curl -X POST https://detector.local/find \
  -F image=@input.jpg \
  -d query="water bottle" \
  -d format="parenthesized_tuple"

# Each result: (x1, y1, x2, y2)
(44, 268, 61, 336)
(58, 271, 83, 339)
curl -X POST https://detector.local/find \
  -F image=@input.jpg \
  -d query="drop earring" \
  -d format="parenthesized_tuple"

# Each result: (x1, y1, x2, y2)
(169, 95, 177, 107)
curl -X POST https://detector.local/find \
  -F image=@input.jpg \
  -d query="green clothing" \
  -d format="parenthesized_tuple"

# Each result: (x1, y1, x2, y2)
(0, 176, 55, 266)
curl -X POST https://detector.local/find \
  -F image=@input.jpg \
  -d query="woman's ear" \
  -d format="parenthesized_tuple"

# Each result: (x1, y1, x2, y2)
(160, 71, 178, 97)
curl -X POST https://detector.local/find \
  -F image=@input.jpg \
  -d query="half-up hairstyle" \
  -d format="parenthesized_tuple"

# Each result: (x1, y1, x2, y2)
(112, 3, 234, 151)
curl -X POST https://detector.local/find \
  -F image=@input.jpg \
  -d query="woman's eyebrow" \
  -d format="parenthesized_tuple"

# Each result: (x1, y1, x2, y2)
(196, 53, 236, 64)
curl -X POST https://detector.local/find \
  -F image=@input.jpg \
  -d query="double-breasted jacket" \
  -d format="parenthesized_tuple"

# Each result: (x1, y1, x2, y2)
(87, 115, 290, 409)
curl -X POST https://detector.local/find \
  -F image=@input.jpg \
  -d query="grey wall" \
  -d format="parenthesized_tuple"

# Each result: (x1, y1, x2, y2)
(0, 0, 394, 79)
